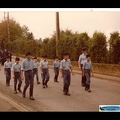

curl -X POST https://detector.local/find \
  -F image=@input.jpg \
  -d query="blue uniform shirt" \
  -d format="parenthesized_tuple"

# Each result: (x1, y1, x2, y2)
(12, 63, 21, 72)
(21, 58, 34, 71)
(4, 61, 12, 69)
(33, 61, 39, 69)
(82, 60, 92, 70)
(78, 53, 87, 64)
(53, 61, 60, 68)
(40, 60, 49, 69)
(60, 59, 72, 70)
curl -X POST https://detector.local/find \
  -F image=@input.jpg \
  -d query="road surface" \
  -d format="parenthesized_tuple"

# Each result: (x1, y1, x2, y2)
(0, 59, 120, 112)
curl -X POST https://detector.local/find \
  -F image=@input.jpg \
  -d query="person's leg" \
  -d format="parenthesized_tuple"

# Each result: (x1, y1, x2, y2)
(42, 69, 46, 88)
(63, 71, 68, 95)
(81, 64, 85, 86)
(18, 73, 22, 93)
(29, 71, 34, 100)
(45, 69, 50, 87)
(23, 71, 29, 97)
(85, 70, 91, 92)
(56, 68, 59, 82)
(36, 70, 40, 84)
(14, 73, 17, 94)
(8, 69, 11, 85)
(66, 71, 70, 96)
(5, 70, 9, 85)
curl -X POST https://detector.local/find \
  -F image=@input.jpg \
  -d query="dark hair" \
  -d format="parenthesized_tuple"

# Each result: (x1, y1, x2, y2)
(63, 52, 69, 56)
(86, 53, 90, 58)
(33, 57, 37, 59)
(15, 57, 20, 61)
(6, 56, 10, 59)
(82, 47, 87, 51)
(54, 56, 58, 59)
(43, 55, 47, 58)
(25, 52, 31, 56)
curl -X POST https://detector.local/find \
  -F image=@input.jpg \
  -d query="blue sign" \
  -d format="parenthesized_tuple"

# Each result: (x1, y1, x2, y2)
(99, 105, 120, 112)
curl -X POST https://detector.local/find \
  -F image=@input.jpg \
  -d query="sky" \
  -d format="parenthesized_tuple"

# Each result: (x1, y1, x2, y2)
(0, 9, 120, 40)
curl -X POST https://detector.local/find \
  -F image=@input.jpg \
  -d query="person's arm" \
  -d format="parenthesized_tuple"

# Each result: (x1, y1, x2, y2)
(39, 62, 43, 74)
(59, 62, 63, 78)
(60, 68, 63, 78)
(70, 62, 74, 76)
(11, 64, 15, 78)
(4, 62, 6, 75)
(78, 55, 82, 70)
(21, 61, 25, 80)
(53, 62, 55, 72)
(82, 62, 85, 76)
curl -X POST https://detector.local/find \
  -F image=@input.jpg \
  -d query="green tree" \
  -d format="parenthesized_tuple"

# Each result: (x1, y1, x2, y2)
(89, 31, 107, 63)
(109, 31, 120, 64)
(0, 19, 23, 43)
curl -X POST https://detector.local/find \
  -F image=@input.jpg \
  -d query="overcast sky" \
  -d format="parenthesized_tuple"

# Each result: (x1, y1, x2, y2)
(0, 9, 120, 40)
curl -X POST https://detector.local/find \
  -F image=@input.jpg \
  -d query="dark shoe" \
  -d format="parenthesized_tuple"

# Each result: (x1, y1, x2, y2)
(45, 84, 48, 88)
(85, 88, 88, 91)
(82, 83, 85, 87)
(14, 91, 17, 94)
(43, 86, 45, 88)
(64, 92, 67, 95)
(54, 79, 56, 82)
(22, 94, 26, 98)
(30, 96, 35, 100)
(18, 89, 22, 93)
(37, 82, 40, 84)
(87, 89, 91, 92)
(66, 93, 70, 96)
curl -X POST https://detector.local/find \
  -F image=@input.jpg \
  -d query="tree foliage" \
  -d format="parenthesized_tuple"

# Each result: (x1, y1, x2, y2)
(109, 32, 120, 64)
(0, 19, 120, 64)
(88, 31, 107, 63)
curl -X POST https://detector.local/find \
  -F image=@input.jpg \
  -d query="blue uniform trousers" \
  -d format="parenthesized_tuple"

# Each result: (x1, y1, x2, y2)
(23, 70, 34, 97)
(5, 68, 11, 85)
(42, 68, 50, 87)
(84, 69, 91, 90)
(33, 68, 39, 83)
(54, 67, 59, 81)
(62, 70, 71, 93)
(14, 72, 22, 91)
(81, 64, 86, 86)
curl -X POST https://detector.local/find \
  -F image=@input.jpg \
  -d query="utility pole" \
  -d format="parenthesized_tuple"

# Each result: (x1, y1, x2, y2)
(7, 12, 10, 43)
(56, 12, 60, 57)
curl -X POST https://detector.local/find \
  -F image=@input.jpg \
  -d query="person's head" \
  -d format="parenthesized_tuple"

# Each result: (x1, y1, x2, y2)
(40, 55, 43, 60)
(15, 57, 20, 64)
(63, 52, 69, 60)
(86, 54, 91, 61)
(6, 56, 10, 61)
(25, 52, 32, 59)
(43, 55, 47, 61)
(54, 56, 58, 61)
(82, 47, 87, 54)
(33, 57, 37, 62)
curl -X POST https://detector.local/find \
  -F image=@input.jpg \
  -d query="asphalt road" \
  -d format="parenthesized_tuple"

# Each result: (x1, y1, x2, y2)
(0, 59, 120, 112)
